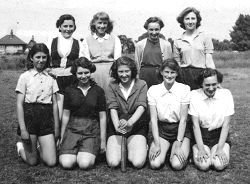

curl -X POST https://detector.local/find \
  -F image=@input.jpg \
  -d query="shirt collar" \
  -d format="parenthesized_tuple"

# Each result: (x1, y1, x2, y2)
(119, 79, 135, 91)
(159, 81, 177, 95)
(200, 88, 220, 100)
(30, 69, 49, 76)
(93, 33, 110, 40)
(179, 29, 203, 41)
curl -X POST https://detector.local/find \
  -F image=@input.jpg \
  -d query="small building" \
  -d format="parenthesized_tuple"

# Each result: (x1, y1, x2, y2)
(0, 30, 27, 54)
(25, 35, 36, 53)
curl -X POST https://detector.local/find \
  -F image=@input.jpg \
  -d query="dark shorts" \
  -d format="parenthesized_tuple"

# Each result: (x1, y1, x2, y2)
(200, 127, 231, 148)
(158, 120, 192, 144)
(139, 66, 162, 88)
(107, 113, 149, 139)
(59, 129, 100, 156)
(59, 117, 100, 156)
(176, 66, 204, 90)
(17, 103, 54, 136)
(56, 75, 76, 94)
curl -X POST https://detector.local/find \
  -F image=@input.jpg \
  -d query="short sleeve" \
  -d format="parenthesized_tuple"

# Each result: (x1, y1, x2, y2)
(135, 81, 148, 108)
(224, 89, 235, 116)
(96, 87, 106, 112)
(106, 83, 119, 109)
(15, 73, 26, 94)
(188, 91, 199, 117)
(114, 36, 122, 60)
(79, 38, 91, 60)
(147, 86, 157, 106)
(180, 85, 191, 104)
(204, 35, 214, 54)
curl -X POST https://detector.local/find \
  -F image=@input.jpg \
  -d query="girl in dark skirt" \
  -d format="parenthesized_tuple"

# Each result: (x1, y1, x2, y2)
(189, 68, 234, 171)
(147, 59, 191, 170)
(16, 43, 59, 166)
(59, 57, 106, 170)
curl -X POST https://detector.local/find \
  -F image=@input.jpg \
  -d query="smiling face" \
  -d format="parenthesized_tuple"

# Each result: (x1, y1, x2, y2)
(94, 19, 108, 37)
(59, 19, 75, 39)
(31, 52, 48, 72)
(76, 67, 91, 85)
(161, 66, 178, 86)
(202, 75, 218, 98)
(117, 65, 132, 86)
(147, 22, 161, 42)
(183, 11, 197, 31)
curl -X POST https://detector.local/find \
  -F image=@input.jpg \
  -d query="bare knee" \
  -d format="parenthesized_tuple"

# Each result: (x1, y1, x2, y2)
(107, 156, 120, 168)
(26, 156, 38, 166)
(129, 157, 146, 169)
(150, 159, 162, 170)
(171, 156, 185, 170)
(212, 158, 228, 171)
(59, 157, 76, 169)
(195, 160, 211, 171)
(78, 159, 95, 169)
(43, 157, 57, 167)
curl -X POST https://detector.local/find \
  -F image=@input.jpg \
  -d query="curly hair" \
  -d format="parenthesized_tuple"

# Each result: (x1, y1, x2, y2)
(90, 12, 113, 34)
(26, 43, 50, 70)
(197, 68, 223, 87)
(144, 16, 164, 30)
(110, 56, 138, 83)
(177, 7, 202, 30)
(56, 14, 76, 32)
(158, 58, 180, 80)
(71, 57, 96, 76)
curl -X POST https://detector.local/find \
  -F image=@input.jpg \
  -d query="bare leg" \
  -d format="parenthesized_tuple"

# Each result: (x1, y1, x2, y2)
(106, 135, 122, 167)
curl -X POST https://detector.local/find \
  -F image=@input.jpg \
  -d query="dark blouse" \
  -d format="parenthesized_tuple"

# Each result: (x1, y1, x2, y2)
(64, 81, 106, 120)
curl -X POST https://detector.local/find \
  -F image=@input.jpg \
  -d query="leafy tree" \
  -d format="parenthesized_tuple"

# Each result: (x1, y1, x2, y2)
(212, 39, 233, 51)
(230, 14, 250, 51)
(118, 35, 135, 54)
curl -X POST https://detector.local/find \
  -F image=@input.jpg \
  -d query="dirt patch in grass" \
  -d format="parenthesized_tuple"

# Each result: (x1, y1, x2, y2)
(0, 69, 249, 184)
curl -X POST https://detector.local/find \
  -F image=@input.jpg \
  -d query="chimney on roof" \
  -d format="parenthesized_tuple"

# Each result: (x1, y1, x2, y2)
(10, 29, 14, 39)
(32, 35, 34, 41)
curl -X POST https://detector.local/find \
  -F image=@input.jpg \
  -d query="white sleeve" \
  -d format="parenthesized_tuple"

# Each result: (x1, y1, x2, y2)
(147, 87, 157, 106)
(224, 89, 235, 116)
(79, 38, 90, 60)
(188, 91, 199, 116)
(114, 36, 122, 60)
(181, 85, 191, 104)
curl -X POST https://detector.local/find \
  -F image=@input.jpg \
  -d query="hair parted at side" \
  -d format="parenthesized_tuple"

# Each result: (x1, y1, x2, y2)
(197, 68, 223, 87)
(27, 43, 50, 70)
(56, 14, 76, 32)
(158, 58, 180, 80)
(71, 57, 96, 75)
(110, 56, 138, 82)
(144, 17, 164, 30)
(90, 12, 113, 34)
(177, 7, 202, 30)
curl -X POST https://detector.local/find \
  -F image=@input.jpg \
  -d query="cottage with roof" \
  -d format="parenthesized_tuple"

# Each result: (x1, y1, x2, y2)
(0, 30, 27, 54)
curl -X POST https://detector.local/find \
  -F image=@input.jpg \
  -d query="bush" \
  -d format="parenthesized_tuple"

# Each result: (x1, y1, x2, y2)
(0, 54, 26, 70)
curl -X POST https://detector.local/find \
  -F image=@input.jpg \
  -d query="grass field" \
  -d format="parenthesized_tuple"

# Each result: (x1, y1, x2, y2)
(0, 67, 249, 184)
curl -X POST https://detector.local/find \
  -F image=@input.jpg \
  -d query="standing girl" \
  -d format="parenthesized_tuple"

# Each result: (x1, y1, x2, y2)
(59, 57, 106, 169)
(80, 12, 122, 92)
(147, 59, 191, 170)
(173, 7, 215, 90)
(135, 17, 172, 88)
(48, 14, 80, 120)
(106, 56, 148, 169)
(16, 43, 59, 166)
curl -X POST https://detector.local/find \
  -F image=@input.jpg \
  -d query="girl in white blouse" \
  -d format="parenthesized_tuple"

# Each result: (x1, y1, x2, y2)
(189, 68, 234, 171)
(147, 59, 191, 170)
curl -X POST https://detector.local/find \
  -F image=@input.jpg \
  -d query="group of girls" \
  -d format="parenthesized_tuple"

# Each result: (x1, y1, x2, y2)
(16, 7, 234, 172)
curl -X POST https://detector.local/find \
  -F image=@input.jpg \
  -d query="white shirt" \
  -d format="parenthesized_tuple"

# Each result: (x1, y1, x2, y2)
(189, 88, 234, 130)
(147, 81, 190, 123)
(15, 69, 59, 104)
(119, 80, 135, 100)
(79, 33, 122, 60)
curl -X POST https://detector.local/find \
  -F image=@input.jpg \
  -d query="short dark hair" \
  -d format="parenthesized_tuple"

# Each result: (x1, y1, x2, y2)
(197, 68, 223, 87)
(56, 14, 76, 32)
(159, 58, 180, 80)
(27, 43, 50, 70)
(71, 57, 96, 76)
(90, 12, 113, 34)
(110, 56, 138, 83)
(144, 17, 164, 30)
(177, 7, 202, 30)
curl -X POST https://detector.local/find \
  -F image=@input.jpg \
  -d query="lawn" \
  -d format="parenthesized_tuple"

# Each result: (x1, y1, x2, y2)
(0, 67, 249, 184)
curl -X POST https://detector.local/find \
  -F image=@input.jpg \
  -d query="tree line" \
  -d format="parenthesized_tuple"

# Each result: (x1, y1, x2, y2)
(118, 14, 250, 53)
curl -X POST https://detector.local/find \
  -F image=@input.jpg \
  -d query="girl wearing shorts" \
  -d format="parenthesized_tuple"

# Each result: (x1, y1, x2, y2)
(189, 68, 234, 171)
(59, 57, 106, 169)
(16, 43, 59, 166)
(147, 59, 191, 170)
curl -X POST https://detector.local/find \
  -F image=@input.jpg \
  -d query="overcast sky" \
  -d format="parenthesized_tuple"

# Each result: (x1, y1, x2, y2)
(1, 0, 250, 43)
